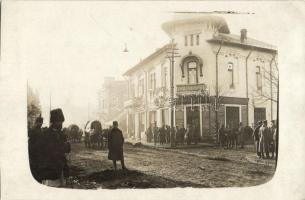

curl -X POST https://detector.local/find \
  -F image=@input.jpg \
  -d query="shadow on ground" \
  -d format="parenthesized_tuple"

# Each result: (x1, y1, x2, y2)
(68, 168, 208, 189)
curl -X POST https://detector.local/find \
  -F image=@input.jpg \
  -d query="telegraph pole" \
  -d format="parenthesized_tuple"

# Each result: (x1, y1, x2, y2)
(166, 39, 180, 129)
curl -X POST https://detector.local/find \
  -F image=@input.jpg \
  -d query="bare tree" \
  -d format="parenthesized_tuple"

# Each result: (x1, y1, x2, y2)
(254, 56, 278, 103)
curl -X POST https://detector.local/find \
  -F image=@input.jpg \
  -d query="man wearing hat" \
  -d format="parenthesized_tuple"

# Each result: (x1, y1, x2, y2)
(41, 108, 71, 187)
(108, 121, 127, 170)
(259, 120, 270, 159)
(253, 121, 262, 157)
(28, 115, 44, 183)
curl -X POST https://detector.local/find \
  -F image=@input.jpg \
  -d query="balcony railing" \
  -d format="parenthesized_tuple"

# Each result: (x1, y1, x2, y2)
(176, 83, 207, 95)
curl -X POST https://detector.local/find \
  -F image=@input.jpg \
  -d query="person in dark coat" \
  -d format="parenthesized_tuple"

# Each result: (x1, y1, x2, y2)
(152, 123, 159, 146)
(28, 115, 44, 183)
(253, 121, 262, 157)
(108, 121, 126, 170)
(41, 108, 71, 187)
(165, 125, 171, 144)
(159, 125, 166, 145)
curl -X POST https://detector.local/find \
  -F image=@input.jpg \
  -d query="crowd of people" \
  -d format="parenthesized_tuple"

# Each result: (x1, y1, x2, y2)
(253, 120, 278, 159)
(145, 122, 201, 147)
(28, 108, 127, 187)
(217, 120, 278, 159)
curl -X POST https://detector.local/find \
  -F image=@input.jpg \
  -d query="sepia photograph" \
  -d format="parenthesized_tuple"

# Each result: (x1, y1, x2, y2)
(1, 1, 305, 199)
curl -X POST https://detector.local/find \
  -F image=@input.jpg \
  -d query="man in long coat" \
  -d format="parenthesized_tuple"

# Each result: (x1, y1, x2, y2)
(28, 115, 44, 183)
(253, 121, 262, 157)
(259, 120, 270, 159)
(108, 121, 126, 170)
(41, 108, 71, 187)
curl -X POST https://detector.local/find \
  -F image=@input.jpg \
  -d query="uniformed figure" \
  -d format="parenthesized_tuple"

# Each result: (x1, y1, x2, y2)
(41, 108, 71, 187)
(108, 121, 126, 170)
(253, 121, 262, 157)
(259, 120, 270, 159)
(238, 122, 245, 149)
(28, 115, 44, 183)
(269, 120, 277, 159)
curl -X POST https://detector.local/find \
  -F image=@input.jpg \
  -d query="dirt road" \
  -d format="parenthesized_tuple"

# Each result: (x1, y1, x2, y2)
(65, 143, 275, 189)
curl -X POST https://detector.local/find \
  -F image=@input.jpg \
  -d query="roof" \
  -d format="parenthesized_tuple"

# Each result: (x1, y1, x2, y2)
(207, 33, 277, 53)
(123, 43, 170, 76)
(162, 15, 230, 35)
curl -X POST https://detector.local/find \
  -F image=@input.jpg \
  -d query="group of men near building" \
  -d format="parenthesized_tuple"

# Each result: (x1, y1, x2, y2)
(253, 120, 278, 159)
(217, 120, 278, 159)
(28, 108, 127, 187)
(145, 122, 201, 147)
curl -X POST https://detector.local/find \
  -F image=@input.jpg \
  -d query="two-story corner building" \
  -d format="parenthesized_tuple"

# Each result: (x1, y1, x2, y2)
(123, 15, 278, 141)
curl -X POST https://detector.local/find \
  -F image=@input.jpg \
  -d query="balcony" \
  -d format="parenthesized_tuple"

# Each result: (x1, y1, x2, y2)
(176, 83, 208, 95)
(123, 96, 144, 109)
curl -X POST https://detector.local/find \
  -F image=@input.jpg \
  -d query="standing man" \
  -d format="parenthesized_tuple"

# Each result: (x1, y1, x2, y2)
(108, 121, 127, 171)
(253, 121, 262, 157)
(238, 122, 245, 149)
(218, 124, 226, 148)
(41, 108, 71, 187)
(259, 120, 270, 159)
(28, 115, 44, 183)
(153, 122, 159, 146)
(270, 120, 277, 159)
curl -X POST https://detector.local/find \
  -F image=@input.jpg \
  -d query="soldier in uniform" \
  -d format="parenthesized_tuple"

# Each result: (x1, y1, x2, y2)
(41, 108, 71, 187)
(28, 115, 44, 183)
(108, 121, 127, 170)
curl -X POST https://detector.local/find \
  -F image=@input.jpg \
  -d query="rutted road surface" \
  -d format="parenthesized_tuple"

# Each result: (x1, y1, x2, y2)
(65, 143, 275, 189)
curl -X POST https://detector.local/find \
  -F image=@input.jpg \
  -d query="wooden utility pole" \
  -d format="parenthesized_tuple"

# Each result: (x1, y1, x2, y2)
(165, 39, 180, 129)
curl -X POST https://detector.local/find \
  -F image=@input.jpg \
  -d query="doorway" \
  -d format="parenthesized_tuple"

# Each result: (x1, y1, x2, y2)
(186, 106, 200, 130)
(226, 106, 240, 129)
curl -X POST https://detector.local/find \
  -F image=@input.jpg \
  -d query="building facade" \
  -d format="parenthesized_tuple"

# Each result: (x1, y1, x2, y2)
(98, 77, 129, 130)
(123, 16, 278, 140)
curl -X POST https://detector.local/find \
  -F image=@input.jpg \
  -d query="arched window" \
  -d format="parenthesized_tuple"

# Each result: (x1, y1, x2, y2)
(180, 54, 203, 84)
(227, 62, 234, 88)
(188, 61, 198, 84)
(256, 66, 262, 90)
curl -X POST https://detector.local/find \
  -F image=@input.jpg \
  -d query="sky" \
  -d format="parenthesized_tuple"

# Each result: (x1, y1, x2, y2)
(10, 1, 303, 127)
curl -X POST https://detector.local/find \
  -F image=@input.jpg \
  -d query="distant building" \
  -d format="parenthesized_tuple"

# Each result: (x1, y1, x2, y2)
(123, 15, 278, 140)
(98, 77, 129, 130)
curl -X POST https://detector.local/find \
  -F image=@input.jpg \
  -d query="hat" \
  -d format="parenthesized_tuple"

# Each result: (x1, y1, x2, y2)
(50, 108, 65, 123)
(35, 114, 43, 123)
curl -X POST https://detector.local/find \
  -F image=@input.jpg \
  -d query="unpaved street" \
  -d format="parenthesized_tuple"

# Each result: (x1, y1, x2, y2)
(66, 143, 275, 189)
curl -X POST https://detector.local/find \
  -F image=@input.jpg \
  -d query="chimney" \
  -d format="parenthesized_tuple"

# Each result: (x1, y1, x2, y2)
(240, 29, 247, 43)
